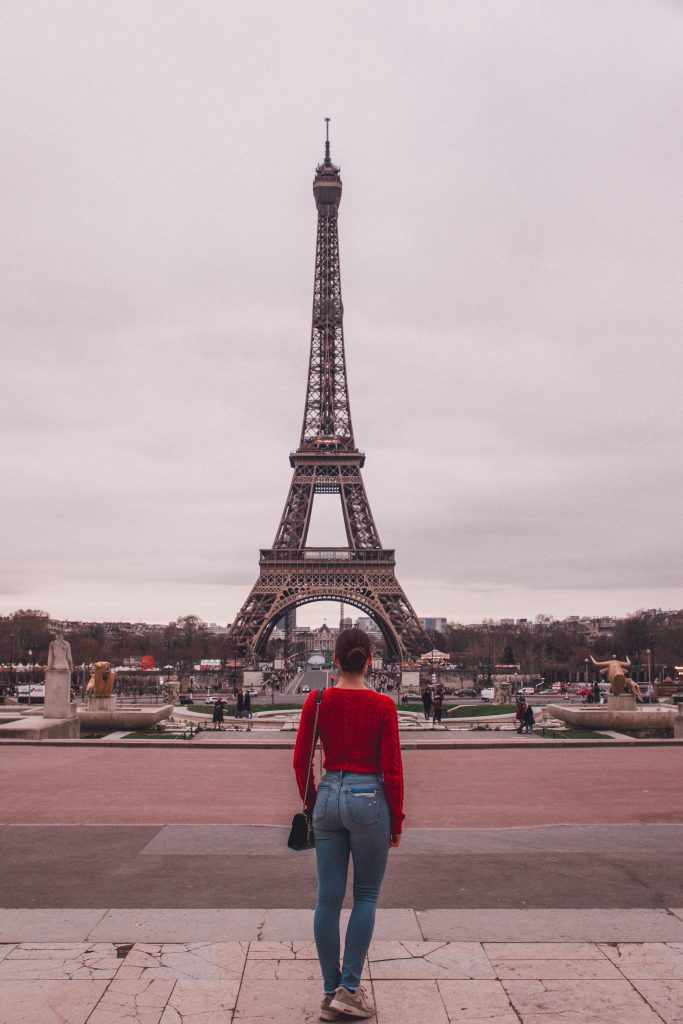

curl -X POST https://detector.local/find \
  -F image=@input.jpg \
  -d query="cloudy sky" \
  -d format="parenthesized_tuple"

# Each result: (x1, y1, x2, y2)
(2, 0, 682, 629)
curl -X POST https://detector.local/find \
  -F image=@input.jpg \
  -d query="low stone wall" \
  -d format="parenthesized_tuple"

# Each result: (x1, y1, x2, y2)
(0, 716, 81, 740)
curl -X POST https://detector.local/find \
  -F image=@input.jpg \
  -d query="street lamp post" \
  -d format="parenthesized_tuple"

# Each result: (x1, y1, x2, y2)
(9, 633, 14, 693)
(28, 649, 33, 703)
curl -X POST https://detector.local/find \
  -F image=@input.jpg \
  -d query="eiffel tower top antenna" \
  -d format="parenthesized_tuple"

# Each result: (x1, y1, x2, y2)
(324, 117, 331, 165)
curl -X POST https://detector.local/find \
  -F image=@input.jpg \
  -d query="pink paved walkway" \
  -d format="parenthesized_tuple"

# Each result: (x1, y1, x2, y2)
(2, 746, 681, 826)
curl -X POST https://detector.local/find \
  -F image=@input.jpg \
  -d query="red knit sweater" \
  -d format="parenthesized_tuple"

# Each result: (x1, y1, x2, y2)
(293, 687, 405, 835)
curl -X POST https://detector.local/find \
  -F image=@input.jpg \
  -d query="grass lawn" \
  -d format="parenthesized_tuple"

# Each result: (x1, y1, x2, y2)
(187, 703, 304, 715)
(448, 704, 516, 718)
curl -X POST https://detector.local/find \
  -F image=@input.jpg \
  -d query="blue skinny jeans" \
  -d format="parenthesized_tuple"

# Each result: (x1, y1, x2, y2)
(312, 770, 391, 993)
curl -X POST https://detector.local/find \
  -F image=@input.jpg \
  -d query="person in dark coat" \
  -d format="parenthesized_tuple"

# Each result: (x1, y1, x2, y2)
(212, 698, 225, 730)
(243, 690, 252, 719)
(515, 697, 527, 734)
(431, 690, 444, 726)
(236, 690, 244, 718)
(523, 703, 535, 734)
(421, 688, 432, 720)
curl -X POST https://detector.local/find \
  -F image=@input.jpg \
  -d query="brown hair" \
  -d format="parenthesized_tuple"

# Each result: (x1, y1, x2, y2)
(334, 627, 372, 675)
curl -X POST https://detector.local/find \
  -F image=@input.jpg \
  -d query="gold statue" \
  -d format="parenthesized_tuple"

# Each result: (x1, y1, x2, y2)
(86, 661, 116, 698)
(590, 655, 642, 699)
(625, 678, 644, 700)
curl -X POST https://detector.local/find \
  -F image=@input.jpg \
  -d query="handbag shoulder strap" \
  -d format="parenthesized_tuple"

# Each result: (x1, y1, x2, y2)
(302, 689, 324, 810)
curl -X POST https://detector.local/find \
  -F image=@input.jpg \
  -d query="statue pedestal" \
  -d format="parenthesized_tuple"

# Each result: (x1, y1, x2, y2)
(674, 702, 683, 740)
(608, 694, 637, 712)
(85, 695, 116, 713)
(44, 669, 77, 720)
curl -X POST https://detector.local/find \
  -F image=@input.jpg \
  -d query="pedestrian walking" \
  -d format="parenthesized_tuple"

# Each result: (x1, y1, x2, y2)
(421, 688, 432, 720)
(431, 689, 443, 726)
(515, 696, 526, 734)
(293, 628, 403, 1020)
(236, 690, 244, 719)
(212, 698, 225, 730)
(523, 703, 535, 734)
(243, 690, 252, 719)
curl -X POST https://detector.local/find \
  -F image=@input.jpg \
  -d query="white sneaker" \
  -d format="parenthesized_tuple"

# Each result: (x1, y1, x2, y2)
(330, 984, 374, 1018)
(320, 993, 343, 1021)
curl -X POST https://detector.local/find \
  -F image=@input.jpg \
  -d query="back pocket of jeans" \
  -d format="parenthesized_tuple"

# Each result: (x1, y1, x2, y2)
(346, 787, 380, 825)
(312, 786, 331, 825)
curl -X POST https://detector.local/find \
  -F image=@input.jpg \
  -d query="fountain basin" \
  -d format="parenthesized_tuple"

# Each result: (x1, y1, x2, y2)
(545, 703, 676, 733)
(78, 704, 174, 733)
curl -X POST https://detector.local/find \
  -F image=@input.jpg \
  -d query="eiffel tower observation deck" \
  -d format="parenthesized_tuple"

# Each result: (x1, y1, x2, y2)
(229, 123, 429, 664)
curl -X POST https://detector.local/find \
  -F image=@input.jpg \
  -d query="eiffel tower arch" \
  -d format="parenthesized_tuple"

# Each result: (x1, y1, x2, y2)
(228, 123, 429, 665)
(233, 553, 419, 664)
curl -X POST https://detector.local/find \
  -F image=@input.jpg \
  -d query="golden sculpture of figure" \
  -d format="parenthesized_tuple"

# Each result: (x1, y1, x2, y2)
(590, 655, 632, 696)
(86, 661, 116, 698)
(624, 677, 644, 700)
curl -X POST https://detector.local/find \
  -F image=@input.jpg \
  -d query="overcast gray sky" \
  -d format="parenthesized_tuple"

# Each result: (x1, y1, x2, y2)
(2, 0, 682, 628)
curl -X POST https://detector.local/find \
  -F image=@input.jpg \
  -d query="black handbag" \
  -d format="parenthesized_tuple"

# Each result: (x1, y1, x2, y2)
(288, 689, 324, 851)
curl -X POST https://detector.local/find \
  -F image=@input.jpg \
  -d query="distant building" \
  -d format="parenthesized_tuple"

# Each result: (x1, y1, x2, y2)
(354, 616, 383, 637)
(274, 608, 297, 632)
(206, 622, 229, 635)
(419, 617, 448, 633)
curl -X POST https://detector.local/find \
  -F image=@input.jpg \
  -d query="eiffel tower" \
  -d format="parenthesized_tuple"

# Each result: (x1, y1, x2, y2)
(228, 123, 429, 664)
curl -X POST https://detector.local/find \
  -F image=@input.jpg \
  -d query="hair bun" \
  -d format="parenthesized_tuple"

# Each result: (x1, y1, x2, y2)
(334, 628, 372, 675)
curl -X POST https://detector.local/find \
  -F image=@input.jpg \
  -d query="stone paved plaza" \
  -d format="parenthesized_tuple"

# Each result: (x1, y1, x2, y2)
(2, 742, 683, 1021)
(4, 922, 683, 1022)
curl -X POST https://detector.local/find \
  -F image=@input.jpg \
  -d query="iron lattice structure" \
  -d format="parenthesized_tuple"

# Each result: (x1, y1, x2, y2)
(229, 127, 429, 663)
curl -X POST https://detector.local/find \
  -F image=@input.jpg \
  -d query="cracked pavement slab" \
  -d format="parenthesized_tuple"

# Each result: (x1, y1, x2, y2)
(0, 938, 683, 1022)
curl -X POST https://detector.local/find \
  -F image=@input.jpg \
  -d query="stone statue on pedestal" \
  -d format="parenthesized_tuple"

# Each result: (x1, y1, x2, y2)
(494, 679, 513, 704)
(161, 675, 180, 705)
(44, 636, 77, 721)
(48, 636, 74, 673)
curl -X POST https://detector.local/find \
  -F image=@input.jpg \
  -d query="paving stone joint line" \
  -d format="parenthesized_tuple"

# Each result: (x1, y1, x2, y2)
(3, 938, 683, 1022)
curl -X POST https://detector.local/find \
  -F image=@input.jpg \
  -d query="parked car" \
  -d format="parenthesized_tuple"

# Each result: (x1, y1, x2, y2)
(455, 688, 477, 698)
(517, 687, 535, 696)
(480, 687, 495, 702)
(178, 694, 194, 705)
(247, 688, 259, 697)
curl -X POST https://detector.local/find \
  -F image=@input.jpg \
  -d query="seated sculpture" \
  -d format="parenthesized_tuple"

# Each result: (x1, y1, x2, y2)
(86, 661, 116, 698)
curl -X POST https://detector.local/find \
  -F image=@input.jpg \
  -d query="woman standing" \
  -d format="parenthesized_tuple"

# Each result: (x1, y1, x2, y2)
(293, 628, 404, 1020)
(212, 697, 225, 731)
